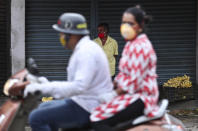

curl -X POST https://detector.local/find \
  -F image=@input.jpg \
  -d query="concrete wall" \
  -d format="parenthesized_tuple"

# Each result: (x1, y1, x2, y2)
(196, 0, 198, 98)
(196, 0, 198, 85)
(10, 0, 25, 74)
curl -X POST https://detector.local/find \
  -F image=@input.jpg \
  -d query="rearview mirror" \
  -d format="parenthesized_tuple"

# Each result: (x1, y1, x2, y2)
(27, 58, 39, 75)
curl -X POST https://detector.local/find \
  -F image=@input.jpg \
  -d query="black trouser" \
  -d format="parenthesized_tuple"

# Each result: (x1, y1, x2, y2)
(92, 99, 144, 131)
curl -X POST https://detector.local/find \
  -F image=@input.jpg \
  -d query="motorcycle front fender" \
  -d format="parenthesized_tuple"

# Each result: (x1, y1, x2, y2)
(0, 100, 21, 131)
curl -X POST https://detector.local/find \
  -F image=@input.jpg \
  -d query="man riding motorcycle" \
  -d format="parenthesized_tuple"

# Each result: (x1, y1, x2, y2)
(24, 13, 113, 131)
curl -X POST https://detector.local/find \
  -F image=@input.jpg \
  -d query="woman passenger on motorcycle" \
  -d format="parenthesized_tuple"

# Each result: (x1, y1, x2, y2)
(90, 6, 159, 130)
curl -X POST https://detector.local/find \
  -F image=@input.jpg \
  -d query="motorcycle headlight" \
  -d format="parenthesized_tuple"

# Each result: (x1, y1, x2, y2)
(3, 79, 19, 96)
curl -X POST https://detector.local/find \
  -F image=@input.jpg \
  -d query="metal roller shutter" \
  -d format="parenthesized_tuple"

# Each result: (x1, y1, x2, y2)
(98, 0, 196, 85)
(25, 0, 91, 80)
(0, 0, 9, 94)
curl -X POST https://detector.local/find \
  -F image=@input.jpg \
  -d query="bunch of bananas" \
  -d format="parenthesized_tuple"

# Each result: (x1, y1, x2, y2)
(42, 97, 53, 102)
(163, 75, 192, 88)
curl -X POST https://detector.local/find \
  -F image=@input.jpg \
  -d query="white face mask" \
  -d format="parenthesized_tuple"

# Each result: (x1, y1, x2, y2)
(120, 23, 137, 40)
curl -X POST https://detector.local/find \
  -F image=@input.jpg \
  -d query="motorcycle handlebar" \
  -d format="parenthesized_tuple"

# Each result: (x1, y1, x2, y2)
(5, 58, 40, 97)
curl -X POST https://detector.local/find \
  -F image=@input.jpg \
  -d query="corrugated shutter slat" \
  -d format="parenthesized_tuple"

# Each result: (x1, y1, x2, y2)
(25, 0, 91, 80)
(98, 0, 196, 85)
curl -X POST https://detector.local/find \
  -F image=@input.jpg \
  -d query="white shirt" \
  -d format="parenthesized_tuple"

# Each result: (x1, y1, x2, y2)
(36, 36, 113, 112)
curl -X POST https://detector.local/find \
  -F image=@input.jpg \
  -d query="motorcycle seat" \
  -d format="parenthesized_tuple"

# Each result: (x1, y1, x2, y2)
(132, 99, 169, 125)
(62, 99, 169, 131)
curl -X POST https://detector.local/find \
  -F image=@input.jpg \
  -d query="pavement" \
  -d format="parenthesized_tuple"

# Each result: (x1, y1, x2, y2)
(168, 100, 198, 131)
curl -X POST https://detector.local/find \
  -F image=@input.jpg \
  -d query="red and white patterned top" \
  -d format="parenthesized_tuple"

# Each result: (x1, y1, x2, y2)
(90, 34, 159, 121)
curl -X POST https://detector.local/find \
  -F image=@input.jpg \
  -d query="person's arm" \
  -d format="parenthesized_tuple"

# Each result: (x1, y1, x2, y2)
(114, 40, 119, 62)
(114, 55, 118, 62)
(99, 42, 151, 103)
(115, 43, 149, 94)
(24, 51, 97, 99)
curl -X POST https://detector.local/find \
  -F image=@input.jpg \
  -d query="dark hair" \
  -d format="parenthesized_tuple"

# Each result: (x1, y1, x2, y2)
(124, 5, 152, 28)
(97, 23, 109, 33)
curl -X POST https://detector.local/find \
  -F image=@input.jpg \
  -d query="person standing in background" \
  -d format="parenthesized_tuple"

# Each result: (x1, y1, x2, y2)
(94, 23, 118, 80)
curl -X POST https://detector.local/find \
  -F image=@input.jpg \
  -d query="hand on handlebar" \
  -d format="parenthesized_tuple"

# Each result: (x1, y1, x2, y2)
(23, 83, 42, 98)
(23, 78, 51, 98)
(24, 75, 49, 97)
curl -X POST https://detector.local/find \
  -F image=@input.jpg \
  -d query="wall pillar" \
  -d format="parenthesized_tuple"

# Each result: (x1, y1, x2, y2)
(195, 0, 198, 99)
(10, 0, 25, 74)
